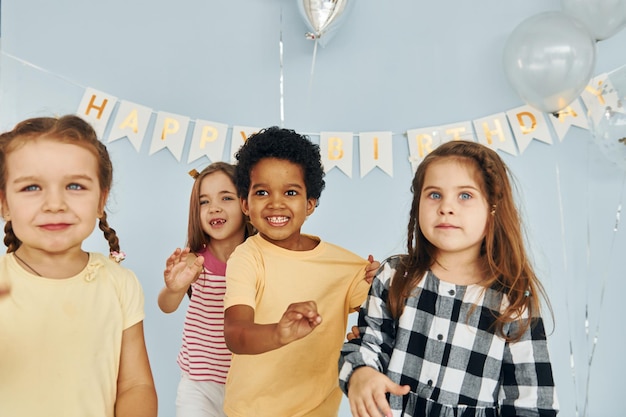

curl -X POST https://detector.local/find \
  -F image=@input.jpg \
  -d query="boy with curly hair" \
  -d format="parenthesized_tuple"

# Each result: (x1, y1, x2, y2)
(223, 126, 373, 417)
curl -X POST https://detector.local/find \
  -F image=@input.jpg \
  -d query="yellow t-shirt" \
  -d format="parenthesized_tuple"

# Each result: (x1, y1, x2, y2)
(223, 234, 370, 417)
(0, 252, 145, 417)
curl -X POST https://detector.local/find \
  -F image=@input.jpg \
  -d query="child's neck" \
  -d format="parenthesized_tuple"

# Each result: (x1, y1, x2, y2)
(430, 254, 484, 286)
(207, 232, 246, 263)
(14, 248, 89, 279)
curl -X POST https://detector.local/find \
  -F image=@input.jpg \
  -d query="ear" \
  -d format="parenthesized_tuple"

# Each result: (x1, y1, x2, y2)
(0, 194, 9, 221)
(98, 189, 109, 218)
(240, 197, 250, 216)
(306, 198, 317, 216)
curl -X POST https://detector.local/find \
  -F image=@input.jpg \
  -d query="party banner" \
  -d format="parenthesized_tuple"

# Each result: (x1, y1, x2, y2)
(358, 131, 393, 178)
(473, 113, 518, 156)
(108, 100, 152, 152)
(320, 131, 354, 177)
(149, 111, 190, 162)
(406, 121, 476, 171)
(505, 105, 553, 154)
(549, 100, 588, 142)
(77, 88, 117, 138)
(229, 125, 260, 163)
(69, 63, 626, 177)
(581, 73, 621, 127)
(188, 120, 229, 164)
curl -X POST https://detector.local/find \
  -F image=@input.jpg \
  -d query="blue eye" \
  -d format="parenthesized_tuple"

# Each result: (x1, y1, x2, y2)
(460, 192, 472, 200)
(23, 185, 40, 192)
(67, 183, 84, 190)
(429, 192, 441, 199)
(200, 199, 209, 206)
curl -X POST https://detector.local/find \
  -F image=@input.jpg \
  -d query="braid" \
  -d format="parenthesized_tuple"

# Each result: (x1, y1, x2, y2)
(3, 221, 20, 253)
(98, 211, 120, 255)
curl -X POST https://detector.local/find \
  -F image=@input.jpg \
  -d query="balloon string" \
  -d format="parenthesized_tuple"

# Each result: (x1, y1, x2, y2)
(308, 39, 319, 97)
(581, 171, 626, 417)
(555, 163, 580, 417)
(278, 6, 285, 128)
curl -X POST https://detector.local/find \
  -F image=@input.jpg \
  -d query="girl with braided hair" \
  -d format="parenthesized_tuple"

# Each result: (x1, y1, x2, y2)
(0, 114, 157, 417)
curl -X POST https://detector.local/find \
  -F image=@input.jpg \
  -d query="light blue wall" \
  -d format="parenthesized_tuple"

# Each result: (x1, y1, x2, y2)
(2, 1, 626, 416)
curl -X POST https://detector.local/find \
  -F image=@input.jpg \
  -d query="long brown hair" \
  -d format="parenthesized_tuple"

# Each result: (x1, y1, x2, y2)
(0, 115, 121, 255)
(388, 140, 549, 342)
(186, 162, 254, 253)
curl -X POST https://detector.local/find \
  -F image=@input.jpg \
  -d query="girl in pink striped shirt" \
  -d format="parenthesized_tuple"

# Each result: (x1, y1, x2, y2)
(158, 162, 254, 417)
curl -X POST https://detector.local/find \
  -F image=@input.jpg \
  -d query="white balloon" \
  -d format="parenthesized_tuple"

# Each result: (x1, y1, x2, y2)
(298, 0, 353, 46)
(561, 0, 626, 41)
(503, 11, 597, 114)
(591, 106, 626, 171)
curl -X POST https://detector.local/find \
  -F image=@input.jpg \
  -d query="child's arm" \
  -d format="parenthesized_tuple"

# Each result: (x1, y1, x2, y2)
(115, 321, 158, 417)
(500, 317, 559, 415)
(157, 248, 204, 313)
(224, 301, 322, 354)
(346, 366, 410, 417)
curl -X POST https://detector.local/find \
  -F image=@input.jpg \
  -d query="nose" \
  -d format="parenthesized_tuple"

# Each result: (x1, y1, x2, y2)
(437, 197, 455, 215)
(208, 202, 222, 213)
(43, 189, 67, 212)
(267, 193, 285, 209)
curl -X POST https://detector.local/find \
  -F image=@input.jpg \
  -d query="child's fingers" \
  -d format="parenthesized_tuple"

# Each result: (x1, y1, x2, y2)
(284, 301, 322, 325)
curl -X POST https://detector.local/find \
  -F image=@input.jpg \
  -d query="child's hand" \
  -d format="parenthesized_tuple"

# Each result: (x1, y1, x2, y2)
(346, 325, 361, 341)
(365, 254, 380, 284)
(347, 366, 410, 417)
(276, 301, 322, 345)
(163, 247, 204, 293)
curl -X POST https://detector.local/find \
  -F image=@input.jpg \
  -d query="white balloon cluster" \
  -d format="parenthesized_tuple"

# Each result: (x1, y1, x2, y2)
(503, 1, 626, 170)
(503, 1, 626, 114)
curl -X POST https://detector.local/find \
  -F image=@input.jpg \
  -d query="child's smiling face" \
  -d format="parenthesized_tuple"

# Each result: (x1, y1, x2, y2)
(241, 157, 316, 251)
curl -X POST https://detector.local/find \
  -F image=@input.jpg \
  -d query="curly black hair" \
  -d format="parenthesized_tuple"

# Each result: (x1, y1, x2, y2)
(234, 126, 325, 204)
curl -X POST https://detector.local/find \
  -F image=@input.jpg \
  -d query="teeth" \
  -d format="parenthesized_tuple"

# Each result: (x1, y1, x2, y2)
(210, 219, 225, 226)
(268, 216, 288, 223)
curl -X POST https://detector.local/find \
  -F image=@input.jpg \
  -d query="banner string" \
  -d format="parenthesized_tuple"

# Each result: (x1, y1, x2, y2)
(0, 50, 85, 90)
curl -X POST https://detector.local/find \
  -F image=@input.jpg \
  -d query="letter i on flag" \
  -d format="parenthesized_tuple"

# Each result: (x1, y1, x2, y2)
(358, 131, 393, 177)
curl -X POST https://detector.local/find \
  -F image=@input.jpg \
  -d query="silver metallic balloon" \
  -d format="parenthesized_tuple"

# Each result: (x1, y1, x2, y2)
(298, 0, 353, 46)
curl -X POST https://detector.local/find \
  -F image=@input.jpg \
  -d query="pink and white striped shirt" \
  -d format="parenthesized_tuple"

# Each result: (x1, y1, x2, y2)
(177, 249, 231, 383)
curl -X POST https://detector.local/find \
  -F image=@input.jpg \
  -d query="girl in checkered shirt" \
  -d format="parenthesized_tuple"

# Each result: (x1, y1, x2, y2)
(339, 140, 558, 417)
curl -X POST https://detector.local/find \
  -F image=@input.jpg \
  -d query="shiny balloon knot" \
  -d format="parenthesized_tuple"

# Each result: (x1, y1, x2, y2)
(305, 32, 317, 40)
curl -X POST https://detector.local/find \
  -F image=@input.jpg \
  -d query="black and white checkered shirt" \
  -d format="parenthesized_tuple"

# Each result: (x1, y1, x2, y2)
(339, 256, 559, 417)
